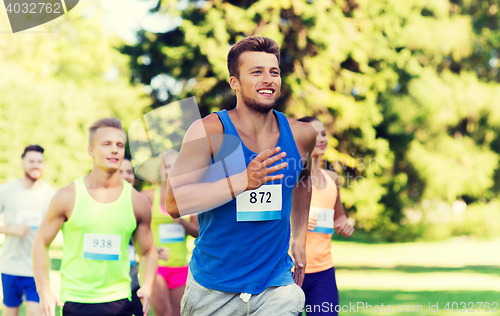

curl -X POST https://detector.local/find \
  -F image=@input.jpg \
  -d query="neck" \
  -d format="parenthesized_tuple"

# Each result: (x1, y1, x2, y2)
(231, 104, 277, 136)
(88, 165, 122, 188)
(310, 155, 322, 174)
(20, 175, 40, 189)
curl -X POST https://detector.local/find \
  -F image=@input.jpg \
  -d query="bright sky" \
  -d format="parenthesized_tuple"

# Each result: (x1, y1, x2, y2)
(0, 0, 181, 38)
(101, 0, 182, 43)
(0, 0, 184, 91)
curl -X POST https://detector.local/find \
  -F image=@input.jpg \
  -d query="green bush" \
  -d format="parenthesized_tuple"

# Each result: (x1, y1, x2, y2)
(376, 200, 500, 242)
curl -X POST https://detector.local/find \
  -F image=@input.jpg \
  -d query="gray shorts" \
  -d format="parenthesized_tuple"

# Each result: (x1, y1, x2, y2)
(181, 269, 305, 316)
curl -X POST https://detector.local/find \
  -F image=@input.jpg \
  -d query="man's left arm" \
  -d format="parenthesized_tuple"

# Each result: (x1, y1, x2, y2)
(289, 121, 316, 287)
(173, 214, 199, 238)
(132, 190, 158, 316)
(327, 171, 354, 238)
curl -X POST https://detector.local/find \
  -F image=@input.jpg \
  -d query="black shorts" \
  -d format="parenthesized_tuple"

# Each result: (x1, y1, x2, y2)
(131, 287, 144, 316)
(63, 298, 134, 316)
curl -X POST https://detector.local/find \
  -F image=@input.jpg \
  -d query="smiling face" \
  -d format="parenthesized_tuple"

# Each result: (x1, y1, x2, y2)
(310, 120, 328, 157)
(230, 51, 281, 114)
(21, 151, 44, 181)
(88, 127, 126, 173)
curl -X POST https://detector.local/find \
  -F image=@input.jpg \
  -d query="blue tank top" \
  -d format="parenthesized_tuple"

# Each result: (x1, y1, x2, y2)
(190, 109, 303, 294)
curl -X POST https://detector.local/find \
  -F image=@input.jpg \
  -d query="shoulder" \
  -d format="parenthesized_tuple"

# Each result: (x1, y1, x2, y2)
(131, 187, 152, 223)
(182, 113, 225, 158)
(140, 188, 155, 204)
(202, 113, 224, 134)
(54, 182, 75, 201)
(287, 117, 316, 151)
(0, 179, 18, 202)
(41, 181, 57, 195)
(131, 187, 151, 212)
(50, 182, 76, 213)
(0, 179, 20, 191)
(185, 113, 223, 141)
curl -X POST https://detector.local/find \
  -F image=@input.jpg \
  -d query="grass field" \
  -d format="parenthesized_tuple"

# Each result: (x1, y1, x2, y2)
(331, 233, 500, 315)
(1, 234, 499, 315)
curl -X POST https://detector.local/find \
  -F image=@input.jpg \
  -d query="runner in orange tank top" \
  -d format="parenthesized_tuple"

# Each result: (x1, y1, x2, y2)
(297, 116, 354, 316)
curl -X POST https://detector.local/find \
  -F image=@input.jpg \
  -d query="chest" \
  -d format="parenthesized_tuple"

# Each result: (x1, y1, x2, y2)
(2, 190, 50, 224)
(312, 172, 328, 190)
(235, 129, 281, 154)
(86, 187, 123, 203)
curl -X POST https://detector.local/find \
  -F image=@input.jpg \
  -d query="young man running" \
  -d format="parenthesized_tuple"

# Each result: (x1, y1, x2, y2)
(166, 36, 316, 315)
(32, 118, 158, 316)
(0, 145, 56, 316)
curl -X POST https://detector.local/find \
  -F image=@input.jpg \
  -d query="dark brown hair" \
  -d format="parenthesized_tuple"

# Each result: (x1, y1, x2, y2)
(227, 36, 280, 78)
(21, 145, 44, 158)
(297, 116, 319, 123)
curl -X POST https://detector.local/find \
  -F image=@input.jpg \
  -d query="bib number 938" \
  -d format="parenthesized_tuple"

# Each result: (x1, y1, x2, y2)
(83, 234, 121, 261)
(93, 239, 113, 248)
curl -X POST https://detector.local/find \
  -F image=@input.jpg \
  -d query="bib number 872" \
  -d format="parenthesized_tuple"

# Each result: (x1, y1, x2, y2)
(93, 239, 112, 248)
(250, 192, 271, 204)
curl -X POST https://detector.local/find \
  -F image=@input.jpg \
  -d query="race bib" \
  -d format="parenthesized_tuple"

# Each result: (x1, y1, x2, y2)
(128, 244, 137, 266)
(236, 184, 282, 221)
(309, 207, 335, 234)
(18, 211, 42, 230)
(158, 224, 185, 243)
(83, 234, 121, 261)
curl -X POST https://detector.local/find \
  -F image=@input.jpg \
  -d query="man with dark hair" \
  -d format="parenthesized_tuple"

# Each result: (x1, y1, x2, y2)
(226, 36, 281, 79)
(0, 145, 56, 316)
(166, 36, 316, 315)
(32, 117, 158, 316)
(21, 145, 45, 158)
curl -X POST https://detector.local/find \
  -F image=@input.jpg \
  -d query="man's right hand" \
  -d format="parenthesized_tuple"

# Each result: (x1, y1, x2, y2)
(10, 222, 31, 237)
(244, 147, 288, 191)
(39, 289, 64, 316)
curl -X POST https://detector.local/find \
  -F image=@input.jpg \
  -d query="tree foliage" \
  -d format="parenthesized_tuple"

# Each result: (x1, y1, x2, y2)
(123, 0, 500, 239)
(0, 0, 148, 187)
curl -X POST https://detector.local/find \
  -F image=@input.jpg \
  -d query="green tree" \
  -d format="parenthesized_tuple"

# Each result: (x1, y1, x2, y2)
(123, 0, 500, 239)
(0, 0, 148, 187)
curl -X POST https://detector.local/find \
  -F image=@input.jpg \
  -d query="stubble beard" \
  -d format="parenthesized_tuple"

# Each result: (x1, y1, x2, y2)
(24, 170, 41, 182)
(241, 86, 277, 115)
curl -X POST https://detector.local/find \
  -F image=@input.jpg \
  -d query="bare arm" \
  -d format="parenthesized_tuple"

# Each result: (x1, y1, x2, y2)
(326, 170, 354, 238)
(141, 189, 154, 205)
(0, 223, 31, 237)
(166, 117, 241, 217)
(32, 184, 74, 316)
(174, 214, 199, 238)
(289, 120, 316, 287)
(166, 116, 287, 217)
(132, 189, 158, 316)
(0, 184, 30, 237)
